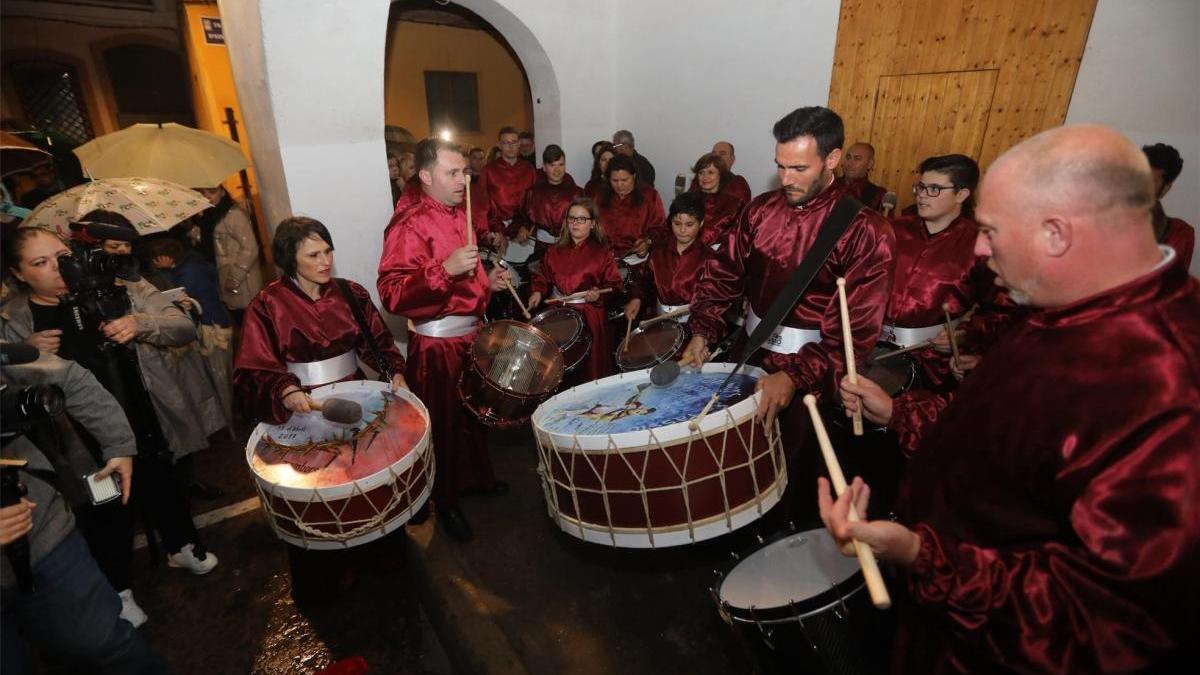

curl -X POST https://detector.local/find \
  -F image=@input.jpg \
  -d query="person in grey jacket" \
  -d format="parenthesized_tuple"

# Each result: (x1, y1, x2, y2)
(2, 222, 220, 626)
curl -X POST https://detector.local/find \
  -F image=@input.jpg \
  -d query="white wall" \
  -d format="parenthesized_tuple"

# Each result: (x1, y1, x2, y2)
(1066, 0, 1200, 274)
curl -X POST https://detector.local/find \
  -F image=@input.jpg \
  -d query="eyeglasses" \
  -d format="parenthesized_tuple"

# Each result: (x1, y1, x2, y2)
(912, 182, 958, 197)
(566, 216, 593, 224)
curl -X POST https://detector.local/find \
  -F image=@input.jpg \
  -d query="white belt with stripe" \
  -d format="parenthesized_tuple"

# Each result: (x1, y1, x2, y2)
(535, 227, 558, 244)
(410, 315, 479, 338)
(287, 350, 357, 387)
(880, 320, 956, 348)
(551, 289, 588, 305)
(743, 308, 821, 355)
(656, 302, 689, 320)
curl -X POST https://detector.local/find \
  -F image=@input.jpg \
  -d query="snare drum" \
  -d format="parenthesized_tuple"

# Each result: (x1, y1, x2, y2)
(831, 342, 918, 434)
(615, 320, 687, 371)
(531, 363, 786, 548)
(714, 526, 893, 674)
(245, 381, 434, 550)
(530, 306, 592, 373)
(459, 320, 564, 428)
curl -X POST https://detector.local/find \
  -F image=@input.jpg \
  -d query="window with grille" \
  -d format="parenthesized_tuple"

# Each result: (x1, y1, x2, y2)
(8, 61, 95, 145)
(424, 71, 480, 133)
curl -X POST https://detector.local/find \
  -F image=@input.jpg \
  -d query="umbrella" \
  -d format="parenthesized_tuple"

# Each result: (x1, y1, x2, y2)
(74, 122, 248, 188)
(21, 177, 211, 237)
(1, 131, 53, 177)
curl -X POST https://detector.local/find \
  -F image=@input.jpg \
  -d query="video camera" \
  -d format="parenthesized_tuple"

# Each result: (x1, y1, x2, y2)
(58, 220, 142, 335)
(0, 343, 65, 437)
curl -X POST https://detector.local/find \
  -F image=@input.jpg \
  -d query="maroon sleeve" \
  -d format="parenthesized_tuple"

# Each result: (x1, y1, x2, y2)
(233, 294, 300, 425)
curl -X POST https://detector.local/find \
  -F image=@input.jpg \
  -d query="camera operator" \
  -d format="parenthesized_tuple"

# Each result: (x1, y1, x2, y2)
(2, 344, 170, 673)
(2, 217, 220, 627)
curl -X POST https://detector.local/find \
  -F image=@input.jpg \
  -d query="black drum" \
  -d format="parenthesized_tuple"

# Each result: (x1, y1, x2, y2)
(530, 306, 592, 374)
(830, 342, 917, 434)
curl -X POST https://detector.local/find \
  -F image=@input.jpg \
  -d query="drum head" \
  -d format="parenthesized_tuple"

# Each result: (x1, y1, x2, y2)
(531, 307, 586, 347)
(472, 320, 564, 395)
(861, 343, 916, 396)
(719, 528, 863, 621)
(617, 321, 686, 371)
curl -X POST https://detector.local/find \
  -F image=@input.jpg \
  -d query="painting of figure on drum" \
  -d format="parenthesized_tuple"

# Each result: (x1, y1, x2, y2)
(250, 388, 427, 488)
(540, 371, 757, 434)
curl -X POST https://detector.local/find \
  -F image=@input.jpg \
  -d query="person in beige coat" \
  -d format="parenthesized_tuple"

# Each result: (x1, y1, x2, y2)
(196, 186, 263, 314)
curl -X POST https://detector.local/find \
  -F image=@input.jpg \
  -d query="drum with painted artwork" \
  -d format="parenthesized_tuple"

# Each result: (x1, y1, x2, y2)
(530, 363, 786, 548)
(245, 380, 433, 550)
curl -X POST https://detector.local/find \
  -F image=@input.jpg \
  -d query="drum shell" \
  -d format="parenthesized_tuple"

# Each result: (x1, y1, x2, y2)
(459, 320, 564, 428)
(616, 320, 688, 371)
(531, 307, 592, 373)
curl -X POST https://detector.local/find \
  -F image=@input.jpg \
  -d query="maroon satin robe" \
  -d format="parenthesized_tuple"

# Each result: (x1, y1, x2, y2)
(234, 278, 406, 425)
(514, 175, 583, 243)
(887, 214, 1014, 389)
(688, 173, 752, 204)
(377, 190, 496, 505)
(531, 239, 623, 381)
(630, 237, 713, 309)
(891, 255, 1200, 673)
(1162, 216, 1194, 270)
(583, 176, 603, 200)
(697, 190, 746, 248)
(596, 185, 667, 257)
(481, 158, 538, 232)
(688, 182, 896, 397)
(844, 176, 887, 211)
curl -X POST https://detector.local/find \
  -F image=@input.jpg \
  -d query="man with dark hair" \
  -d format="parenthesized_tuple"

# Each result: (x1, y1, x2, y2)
(481, 127, 537, 251)
(825, 124, 1200, 673)
(1142, 142, 1194, 268)
(377, 137, 512, 542)
(466, 147, 486, 176)
(841, 142, 887, 211)
(612, 129, 656, 186)
(689, 140, 752, 203)
(681, 106, 895, 499)
(517, 131, 536, 167)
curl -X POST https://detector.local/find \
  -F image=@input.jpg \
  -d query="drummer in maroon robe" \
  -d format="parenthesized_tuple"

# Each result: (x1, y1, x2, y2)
(234, 216, 407, 423)
(1144, 142, 1195, 268)
(883, 154, 1014, 391)
(527, 197, 623, 382)
(688, 141, 752, 204)
(824, 125, 1200, 673)
(841, 142, 888, 212)
(624, 192, 712, 322)
(584, 143, 614, 200)
(596, 154, 667, 261)
(481, 126, 538, 249)
(688, 153, 747, 249)
(680, 106, 895, 434)
(512, 144, 583, 256)
(377, 138, 511, 542)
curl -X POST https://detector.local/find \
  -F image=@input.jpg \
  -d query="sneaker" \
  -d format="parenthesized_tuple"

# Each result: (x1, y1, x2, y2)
(167, 543, 218, 575)
(118, 589, 148, 628)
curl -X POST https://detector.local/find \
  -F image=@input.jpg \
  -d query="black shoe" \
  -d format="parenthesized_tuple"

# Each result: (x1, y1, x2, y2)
(465, 480, 509, 497)
(439, 506, 474, 542)
(408, 502, 431, 525)
(190, 478, 225, 499)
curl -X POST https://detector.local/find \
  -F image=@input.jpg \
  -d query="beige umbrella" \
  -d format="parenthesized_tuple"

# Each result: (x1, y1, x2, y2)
(1, 131, 53, 177)
(21, 177, 211, 237)
(74, 122, 247, 188)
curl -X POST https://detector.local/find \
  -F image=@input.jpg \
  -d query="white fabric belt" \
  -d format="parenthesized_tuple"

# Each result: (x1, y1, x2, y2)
(287, 350, 357, 387)
(410, 315, 479, 338)
(656, 302, 689, 320)
(881, 321, 956, 348)
(551, 290, 588, 305)
(743, 308, 821, 354)
(536, 227, 558, 244)
(622, 252, 649, 266)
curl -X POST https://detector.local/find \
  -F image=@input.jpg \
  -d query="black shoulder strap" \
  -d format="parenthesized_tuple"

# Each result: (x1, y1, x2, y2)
(333, 278, 392, 382)
(737, 196, 864, 362)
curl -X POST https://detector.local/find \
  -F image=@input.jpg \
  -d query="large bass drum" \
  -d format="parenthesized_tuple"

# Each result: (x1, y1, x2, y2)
(459, 320, 564, 428)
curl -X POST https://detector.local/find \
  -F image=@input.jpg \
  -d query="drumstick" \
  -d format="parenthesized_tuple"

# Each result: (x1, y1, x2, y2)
(941, 303, 961, 371)
(836, 278, 863, 436)
(465, 178, 475, 246)
(506, 277, 531, 320)
(688, 393, 719, 431)
(546, 288, 614, 304)
(638, 305, 691, 328)
(623, 315, 633, 352)
(869, 339, 935, 362)
(803, 394, 892, 610)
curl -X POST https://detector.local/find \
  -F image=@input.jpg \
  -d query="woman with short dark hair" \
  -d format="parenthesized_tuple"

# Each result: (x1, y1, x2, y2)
(689, 153, 746, 248)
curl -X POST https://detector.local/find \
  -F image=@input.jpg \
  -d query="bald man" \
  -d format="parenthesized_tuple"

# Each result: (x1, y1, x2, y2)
(688, 141, 752, 203)
(840, 142, 887, 211)
(822, 125, 1200, 672)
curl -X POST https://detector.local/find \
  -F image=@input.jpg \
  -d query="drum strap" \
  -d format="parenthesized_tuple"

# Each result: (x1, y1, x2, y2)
(333, 278, 393, 383)
(737, 196, 864, 363)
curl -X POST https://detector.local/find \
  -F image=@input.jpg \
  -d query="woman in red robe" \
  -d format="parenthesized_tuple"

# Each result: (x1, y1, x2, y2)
(688, 153, 746, 249)
(596, 155, 666, 261)
(583, 142, 614, 199)
(512, 144, 583, 255)
(624, 192, 713, 322)
(527, 197, 623, 382)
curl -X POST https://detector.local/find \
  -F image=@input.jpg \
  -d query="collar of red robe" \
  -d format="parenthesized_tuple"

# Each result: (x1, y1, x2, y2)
(1029, 245, 1184, 330)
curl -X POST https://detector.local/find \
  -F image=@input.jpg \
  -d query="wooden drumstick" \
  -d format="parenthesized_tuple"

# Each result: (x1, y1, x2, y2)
(623, 315, 633, 352)
(869, 339, 935, 362)
(803, 394, 892, 609)
(688, 392, 719, 431)
(941, 303, 961, 371)
(506, 277, 531, 320)
(464, 178, 475, 246)
(638, 304, 691, 328)
(836, 278, 863, 436)
(546, 288, 613, 304)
